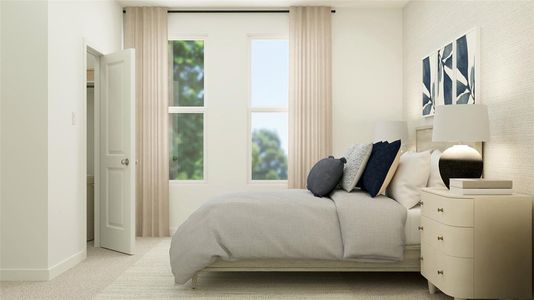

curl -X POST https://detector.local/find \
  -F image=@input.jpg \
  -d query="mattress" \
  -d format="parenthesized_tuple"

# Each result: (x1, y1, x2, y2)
(404, 205, 421, 245)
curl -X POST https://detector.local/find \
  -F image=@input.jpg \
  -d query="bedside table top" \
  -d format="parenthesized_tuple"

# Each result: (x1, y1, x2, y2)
(421, 187, 532, 200)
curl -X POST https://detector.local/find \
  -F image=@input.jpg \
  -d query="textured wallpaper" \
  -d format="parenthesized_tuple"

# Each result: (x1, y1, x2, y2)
(403, 1, 534, 194)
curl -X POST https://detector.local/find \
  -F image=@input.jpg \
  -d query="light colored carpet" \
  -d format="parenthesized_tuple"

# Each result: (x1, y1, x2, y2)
(96, 239, 451, 299)
(0, 238, 163, 300)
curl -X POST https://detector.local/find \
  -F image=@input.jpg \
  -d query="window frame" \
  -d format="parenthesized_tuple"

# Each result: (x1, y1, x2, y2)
(247, 35, 289, 185)
(168, 37, 208, 184)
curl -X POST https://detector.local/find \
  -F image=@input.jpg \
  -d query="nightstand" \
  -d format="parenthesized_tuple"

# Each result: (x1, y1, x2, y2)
(419, 188, 532, 299)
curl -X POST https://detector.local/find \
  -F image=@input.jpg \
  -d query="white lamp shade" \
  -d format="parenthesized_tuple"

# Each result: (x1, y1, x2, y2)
(432, 104, 489, 142)
(374, 121, 408, 143)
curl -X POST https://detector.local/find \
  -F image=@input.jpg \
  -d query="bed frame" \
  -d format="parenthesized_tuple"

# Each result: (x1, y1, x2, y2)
(189, 126, 464, 289)
(191, 245, 420, 288)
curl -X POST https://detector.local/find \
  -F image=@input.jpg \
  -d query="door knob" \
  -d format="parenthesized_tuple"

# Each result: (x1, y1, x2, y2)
(121, 158, 130, 166)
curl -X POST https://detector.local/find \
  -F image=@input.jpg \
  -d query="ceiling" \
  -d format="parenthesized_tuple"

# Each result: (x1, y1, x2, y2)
(116, 0, 410, 9)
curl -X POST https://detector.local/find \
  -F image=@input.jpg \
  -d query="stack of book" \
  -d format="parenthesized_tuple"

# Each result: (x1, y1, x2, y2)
(449, 179, 513, 195)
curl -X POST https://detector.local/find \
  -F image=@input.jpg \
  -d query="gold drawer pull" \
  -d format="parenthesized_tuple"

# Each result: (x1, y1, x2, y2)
(418, 226, 424, 231)
(437, 236, 444, 241)
(437, 208, 444, 213)
(418, 201, 424, 206)
(437, 270, 444, 275)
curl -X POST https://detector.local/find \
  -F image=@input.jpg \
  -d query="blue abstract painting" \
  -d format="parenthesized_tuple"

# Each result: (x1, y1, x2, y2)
(422, 56, 433, 116)
(437, 42, 454, 105)
(422, 29, 478, 116)
(456, 31, 477, 104)
(422, 51, 438, 117)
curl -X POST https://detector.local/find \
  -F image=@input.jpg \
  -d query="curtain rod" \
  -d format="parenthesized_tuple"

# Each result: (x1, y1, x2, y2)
(122, 9, 336, 14)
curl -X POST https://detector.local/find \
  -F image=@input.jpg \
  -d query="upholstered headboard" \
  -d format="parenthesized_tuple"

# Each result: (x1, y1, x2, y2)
(415, 125, 483, 155)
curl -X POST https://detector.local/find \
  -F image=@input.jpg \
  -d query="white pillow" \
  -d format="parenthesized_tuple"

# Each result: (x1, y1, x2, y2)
(387, 151, 431, 209)
(428, 150, 446, 188)
(340, 143, 372, 192)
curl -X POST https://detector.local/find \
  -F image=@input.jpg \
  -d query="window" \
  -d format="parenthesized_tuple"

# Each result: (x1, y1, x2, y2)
(169, 40, 205, 181)
(250, 39, 289, 181)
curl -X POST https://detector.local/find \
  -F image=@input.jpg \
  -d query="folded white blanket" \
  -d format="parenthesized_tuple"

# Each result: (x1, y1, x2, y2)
(330, 190, 407, 261)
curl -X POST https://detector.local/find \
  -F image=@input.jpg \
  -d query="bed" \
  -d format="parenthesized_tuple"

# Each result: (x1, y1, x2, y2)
(195, 205, 423, 275)
(170, 127, 461, 288)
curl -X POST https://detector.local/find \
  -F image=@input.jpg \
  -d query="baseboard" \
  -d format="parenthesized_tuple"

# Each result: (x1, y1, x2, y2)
(0, 268, 50, 281)
(0, 248, 86, 281)
(48, 248, 86, 280)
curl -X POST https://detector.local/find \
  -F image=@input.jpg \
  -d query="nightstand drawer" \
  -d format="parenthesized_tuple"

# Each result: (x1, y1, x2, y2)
(422, 243, 474, 299)
(436, 253, 474, 299)
(421, 216, 473, 258)
(421, 191, 473, 227)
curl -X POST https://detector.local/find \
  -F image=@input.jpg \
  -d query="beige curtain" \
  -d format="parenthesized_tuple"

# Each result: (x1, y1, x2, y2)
(288, 7, 332, 189)
(124, 7, 169, 237)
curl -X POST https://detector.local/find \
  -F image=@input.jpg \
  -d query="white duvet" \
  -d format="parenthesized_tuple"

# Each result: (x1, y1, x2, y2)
(170, 189, 407, 284)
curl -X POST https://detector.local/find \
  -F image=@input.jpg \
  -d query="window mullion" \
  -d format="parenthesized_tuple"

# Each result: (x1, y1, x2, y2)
(169, 106, 206, 114)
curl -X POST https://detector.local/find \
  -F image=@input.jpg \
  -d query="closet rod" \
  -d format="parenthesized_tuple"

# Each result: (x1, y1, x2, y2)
(122, 9, 336, 13)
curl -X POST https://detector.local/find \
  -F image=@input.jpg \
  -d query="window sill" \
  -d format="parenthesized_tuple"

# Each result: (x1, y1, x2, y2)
(248, 180, 288, 186)
(169, 180, 207, 185)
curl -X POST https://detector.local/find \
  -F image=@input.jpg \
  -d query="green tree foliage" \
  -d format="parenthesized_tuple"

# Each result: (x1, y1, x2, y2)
(251, 129, 288, 180)
(170, 114, 203, 180)
(171, 40, 204, 106)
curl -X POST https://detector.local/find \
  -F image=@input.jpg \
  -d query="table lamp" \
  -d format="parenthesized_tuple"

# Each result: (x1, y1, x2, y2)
(432, 104, 489, 188)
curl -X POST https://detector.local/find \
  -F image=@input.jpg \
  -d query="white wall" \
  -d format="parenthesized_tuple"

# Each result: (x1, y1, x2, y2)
(168, 8, 404, 229)
(403, 1, 534, 194)
(332, 8, 403, 155)
(1, 0, 123, 281)
(0, 0, 49, 279)
(47, 0, 123, 272)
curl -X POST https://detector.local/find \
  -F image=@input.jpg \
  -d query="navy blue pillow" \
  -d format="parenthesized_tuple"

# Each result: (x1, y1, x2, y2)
(358, 140, 401, 197)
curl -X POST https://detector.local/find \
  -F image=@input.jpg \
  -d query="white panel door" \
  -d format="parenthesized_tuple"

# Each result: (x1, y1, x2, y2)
(99, 49, 135, 255)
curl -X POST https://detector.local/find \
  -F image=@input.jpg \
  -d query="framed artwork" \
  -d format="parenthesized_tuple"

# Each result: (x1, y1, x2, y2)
(422, 28, 479, 117)
(456, 30, 478, 104)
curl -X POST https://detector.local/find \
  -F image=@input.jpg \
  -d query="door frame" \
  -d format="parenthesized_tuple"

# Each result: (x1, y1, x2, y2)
(83, 40, 103, 248)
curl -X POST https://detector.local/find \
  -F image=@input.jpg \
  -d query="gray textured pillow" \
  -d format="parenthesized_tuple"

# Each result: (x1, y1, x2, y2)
(341, 143, 373, 192)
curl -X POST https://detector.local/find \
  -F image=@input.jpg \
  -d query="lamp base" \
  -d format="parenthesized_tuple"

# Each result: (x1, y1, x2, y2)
(439, 145, 483, 188)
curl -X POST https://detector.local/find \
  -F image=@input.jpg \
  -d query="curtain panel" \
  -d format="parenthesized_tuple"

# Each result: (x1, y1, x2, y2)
(124, 7, 170, 237)
(288, 6, 333, 189)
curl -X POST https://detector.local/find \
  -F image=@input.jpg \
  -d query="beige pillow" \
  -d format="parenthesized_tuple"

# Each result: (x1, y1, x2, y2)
(378, 150, 401, 195)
